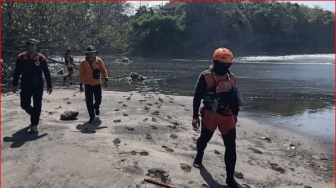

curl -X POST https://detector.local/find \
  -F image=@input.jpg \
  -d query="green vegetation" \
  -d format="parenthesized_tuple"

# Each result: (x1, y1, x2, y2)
(2, 2, 334, 59)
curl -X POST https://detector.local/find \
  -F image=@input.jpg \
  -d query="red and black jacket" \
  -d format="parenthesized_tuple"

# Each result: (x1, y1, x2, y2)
(13, 52, 52, 89)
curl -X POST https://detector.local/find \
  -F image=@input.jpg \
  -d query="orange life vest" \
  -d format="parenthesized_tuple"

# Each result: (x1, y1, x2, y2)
(202, 69, 236, 116)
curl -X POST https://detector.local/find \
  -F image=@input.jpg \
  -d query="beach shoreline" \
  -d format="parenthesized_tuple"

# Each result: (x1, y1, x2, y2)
(2, 89, 334, 188)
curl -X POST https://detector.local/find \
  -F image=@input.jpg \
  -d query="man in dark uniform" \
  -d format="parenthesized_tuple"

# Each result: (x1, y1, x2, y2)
(12, 38, 53, 133)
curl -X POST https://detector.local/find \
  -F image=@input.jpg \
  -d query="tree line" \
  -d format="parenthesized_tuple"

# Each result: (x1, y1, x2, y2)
(2, 2, 334, 60)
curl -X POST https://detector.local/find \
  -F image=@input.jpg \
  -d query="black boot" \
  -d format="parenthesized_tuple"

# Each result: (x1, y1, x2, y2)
(193, 126, 214, 169)
(193, 151, 204, 168)
(226, 178, 242, 188)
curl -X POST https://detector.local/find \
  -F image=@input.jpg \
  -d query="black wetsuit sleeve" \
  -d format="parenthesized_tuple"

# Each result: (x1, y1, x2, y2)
(12, 57, 22, 87)
(193, 74, 206, 118)
(41, 59, 52, 88)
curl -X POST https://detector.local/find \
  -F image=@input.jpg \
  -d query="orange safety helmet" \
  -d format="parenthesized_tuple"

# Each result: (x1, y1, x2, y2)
(213, 48, 233, 64)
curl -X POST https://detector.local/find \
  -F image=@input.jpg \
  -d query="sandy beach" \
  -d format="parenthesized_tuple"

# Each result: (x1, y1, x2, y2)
(2, 89, 334, 188)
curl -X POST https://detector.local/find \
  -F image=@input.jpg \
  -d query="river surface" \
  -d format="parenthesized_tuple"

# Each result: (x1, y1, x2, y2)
(52, 54, 335, 143)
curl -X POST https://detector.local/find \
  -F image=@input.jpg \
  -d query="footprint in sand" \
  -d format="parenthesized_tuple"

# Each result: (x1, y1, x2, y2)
(143, 118, 148, 122)
(234, 172, 244, 179)
(158, 98, 163, 102)
(167, 116, 172, 119)
(126, 127, 134, 131)
(55, 106, 62, 109)
(168, 125, 177, 129)
(139, 99, 146, 102)
(127, 97, 131, 100)
(144, 106, 150, 110)
(146, 103, 153, 106)
(113, 138, 121, 146)
(152, 111, 160, 115)
(123, 104, 127, 107)
(162, 146, 174, 152)
(189, 145, 197, 151)
(146, 133, 152, 140)
(155, 102, 159, 104)
(201, 184, 209, 188)
(169, 101, 174, 103)
(114, 109, 120, 111)
(114, 119, 121, 123)
(157, 105, 161, 109)
(179, 104, 185, 107)
(48, 112, 53, 115)
(170, 134, 177, 139)
(139, 151, 149, 156)
(214, 150, 221, 155)
(118, 101, 123, 103)
(180, 163, 191, 172)
(185, 108, 190, 111)
(67, 102, 71, 104)
(150, 125, 158, 129)
(248, 147, 263, 154)
(122, 113, 129, 116)
(269, 163, 285, 174)
(151, 117, 157, 122)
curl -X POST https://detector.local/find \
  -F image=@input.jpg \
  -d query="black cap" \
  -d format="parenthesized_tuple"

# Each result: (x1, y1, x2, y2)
(26, 38, 38, 45)
(85, 45, 98, 54)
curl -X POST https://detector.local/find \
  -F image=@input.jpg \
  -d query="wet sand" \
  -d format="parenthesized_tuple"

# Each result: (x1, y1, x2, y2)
(2, 89, 334, 188)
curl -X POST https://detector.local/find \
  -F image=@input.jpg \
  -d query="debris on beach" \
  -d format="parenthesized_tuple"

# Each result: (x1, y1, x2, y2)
(320, 166, 328, 171)
(284, 142, 296, 150)
(60, 108, 79, 120)
(312, 155, 328, 160)
(127, 72, 145, 82)
(143, 178, 172, 188)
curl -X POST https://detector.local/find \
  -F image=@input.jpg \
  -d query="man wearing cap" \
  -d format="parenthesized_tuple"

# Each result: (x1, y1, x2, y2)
(12, 38, 53, 133)
(79, 45, 108, 123)
(63, 46, 77, 86)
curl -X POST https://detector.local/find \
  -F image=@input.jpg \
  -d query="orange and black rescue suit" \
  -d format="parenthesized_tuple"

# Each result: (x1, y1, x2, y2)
(193, 67, 240, 182)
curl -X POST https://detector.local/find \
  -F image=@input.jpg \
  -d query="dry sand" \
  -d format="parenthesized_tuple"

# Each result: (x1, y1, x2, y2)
(2, 89, 334, 188)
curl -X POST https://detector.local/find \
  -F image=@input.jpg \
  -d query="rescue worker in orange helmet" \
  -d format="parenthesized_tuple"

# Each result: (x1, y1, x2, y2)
(192, 47, 242, 188)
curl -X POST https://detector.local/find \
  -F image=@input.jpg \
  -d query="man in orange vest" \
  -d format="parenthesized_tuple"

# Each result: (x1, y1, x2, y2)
(79, 45, 108, 123)
(192, 47, 242, 188)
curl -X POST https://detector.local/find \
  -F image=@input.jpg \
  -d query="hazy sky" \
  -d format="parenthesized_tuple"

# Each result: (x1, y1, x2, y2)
(129, 1, 335, 12)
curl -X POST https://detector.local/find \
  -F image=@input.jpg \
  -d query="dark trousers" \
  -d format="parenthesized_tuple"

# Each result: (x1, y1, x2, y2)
(20, 86, 43, 126)
(195, 126, 237, 180)
(85, 84, 102, 119)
